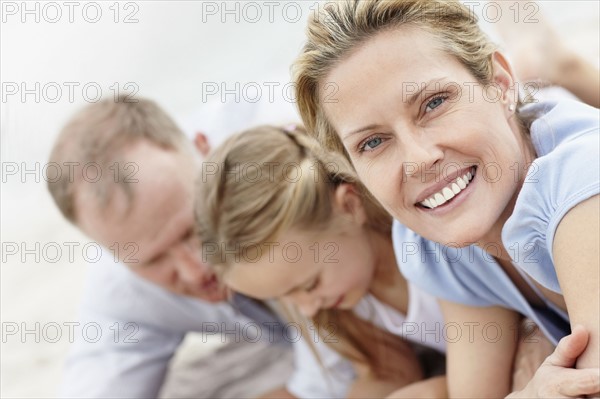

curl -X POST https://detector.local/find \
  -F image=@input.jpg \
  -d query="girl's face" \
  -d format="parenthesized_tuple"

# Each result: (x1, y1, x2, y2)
(321, 27, 530, 247)
(223, 186, 377, 318)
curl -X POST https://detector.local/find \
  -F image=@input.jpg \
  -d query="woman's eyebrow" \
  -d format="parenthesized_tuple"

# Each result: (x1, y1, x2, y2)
(341, 77, 448, 140)
(342, 124, 383, 140)
(405, 77, 448, 106)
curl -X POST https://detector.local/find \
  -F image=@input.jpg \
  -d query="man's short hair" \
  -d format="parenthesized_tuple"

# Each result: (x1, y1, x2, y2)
(47, 95, 189, 223)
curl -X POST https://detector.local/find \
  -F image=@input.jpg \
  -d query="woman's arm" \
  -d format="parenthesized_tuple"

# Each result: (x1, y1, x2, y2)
(347, 375, 405, 399)
(511, 319, 555, 392)
(440, 300, 520, 398)
(553, 195, 599, 370)
(442, 299, 599, 398)
(257, 387, 298, 399)
(386, 376, 447, 398)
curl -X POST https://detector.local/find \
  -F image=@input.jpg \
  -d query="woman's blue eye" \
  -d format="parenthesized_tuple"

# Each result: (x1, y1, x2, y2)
(425, 96, 445, 112)
(362, 137, 382, 151)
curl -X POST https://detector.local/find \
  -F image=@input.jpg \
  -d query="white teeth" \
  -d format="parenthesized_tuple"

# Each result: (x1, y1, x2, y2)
(418, 168, 476, 210)
(442, 187, 455, 201)
(434, 193, 446, 206)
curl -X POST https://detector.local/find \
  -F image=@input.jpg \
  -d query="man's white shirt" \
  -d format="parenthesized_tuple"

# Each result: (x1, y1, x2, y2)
(59, 250, 354, 398)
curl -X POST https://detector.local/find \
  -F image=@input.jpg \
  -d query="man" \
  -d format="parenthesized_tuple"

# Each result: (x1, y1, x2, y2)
(48, 96, 355, 398)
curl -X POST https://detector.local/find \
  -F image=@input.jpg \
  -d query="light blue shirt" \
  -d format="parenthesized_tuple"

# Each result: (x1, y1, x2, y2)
(393, 223, 569, 345)
(502, 99, 600, 293)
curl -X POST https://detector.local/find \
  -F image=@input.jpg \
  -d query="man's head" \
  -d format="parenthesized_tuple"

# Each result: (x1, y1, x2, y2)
(48, 96, 226, 302)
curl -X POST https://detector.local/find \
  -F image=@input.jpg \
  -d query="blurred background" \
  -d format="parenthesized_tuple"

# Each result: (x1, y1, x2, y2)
(1, 1, 598, 397)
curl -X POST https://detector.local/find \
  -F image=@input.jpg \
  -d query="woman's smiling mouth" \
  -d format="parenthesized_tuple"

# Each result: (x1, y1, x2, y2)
(416, 166, 477, 210)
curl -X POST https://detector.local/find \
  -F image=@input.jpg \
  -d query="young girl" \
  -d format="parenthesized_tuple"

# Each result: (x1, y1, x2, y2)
(291, 0, 599, 397)
(196, 124, 447, 397)
(195, 125, 549, 398)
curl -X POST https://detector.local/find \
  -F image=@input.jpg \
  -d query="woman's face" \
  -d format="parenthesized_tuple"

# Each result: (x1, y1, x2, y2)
(223, 191, 376, 318)
(321, 27, 529, 247)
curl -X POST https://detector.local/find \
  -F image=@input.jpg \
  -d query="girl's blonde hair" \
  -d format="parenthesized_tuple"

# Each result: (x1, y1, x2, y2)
(292, 0, 532, 155)
(196, 125, 422, 382)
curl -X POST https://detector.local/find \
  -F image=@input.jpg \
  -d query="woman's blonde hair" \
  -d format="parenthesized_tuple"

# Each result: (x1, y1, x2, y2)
(196, 125, 421, 382)
(292, 0, 532, 155)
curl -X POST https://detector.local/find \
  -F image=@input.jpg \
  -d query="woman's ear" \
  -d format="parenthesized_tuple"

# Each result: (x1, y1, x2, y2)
(333, 183, 367, 225)
(491, 51, 519, 109)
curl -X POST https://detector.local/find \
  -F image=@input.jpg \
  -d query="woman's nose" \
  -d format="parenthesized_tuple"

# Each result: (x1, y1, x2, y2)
(400, 133, 444, 181)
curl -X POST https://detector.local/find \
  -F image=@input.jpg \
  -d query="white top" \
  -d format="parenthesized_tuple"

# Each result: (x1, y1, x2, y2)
(287, 283, 445, 398)
(286, 334, 356, 398)
(354, 285, 446, 354)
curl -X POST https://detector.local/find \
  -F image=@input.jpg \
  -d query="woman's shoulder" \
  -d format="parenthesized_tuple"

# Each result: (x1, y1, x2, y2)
(502, 99, 599, 292)
(521, 99, 598, 204)
(525, 99, 598, 156)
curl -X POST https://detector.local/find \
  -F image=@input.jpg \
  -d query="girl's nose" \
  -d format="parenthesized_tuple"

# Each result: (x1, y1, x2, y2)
(283, 291, 323, 318)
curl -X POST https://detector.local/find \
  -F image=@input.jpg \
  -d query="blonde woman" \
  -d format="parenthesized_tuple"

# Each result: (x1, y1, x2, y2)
(292, 0, 599, 397)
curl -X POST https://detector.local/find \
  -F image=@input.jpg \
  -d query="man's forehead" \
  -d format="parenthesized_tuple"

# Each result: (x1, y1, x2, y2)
(74, 184, 129, 250)
(122, 174, 190, 232)
(76, 165, 190, 247)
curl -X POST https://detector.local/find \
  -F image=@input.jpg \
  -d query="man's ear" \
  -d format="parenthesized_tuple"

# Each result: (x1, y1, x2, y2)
(194, 132, 211, 156)
(333, 183, 367, 225)
(491, 51, 519, 106)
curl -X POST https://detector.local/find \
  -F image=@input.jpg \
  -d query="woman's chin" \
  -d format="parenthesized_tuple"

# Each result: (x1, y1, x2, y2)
(419, 224, 489, 249)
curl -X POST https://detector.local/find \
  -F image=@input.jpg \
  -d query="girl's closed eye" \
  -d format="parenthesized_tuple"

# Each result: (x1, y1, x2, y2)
(143, 253, 166, 269)
(304, 277, 320, 292)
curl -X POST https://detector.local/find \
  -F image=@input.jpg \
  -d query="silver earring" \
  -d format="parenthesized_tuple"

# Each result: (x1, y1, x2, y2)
(508, 103, 516, 113)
